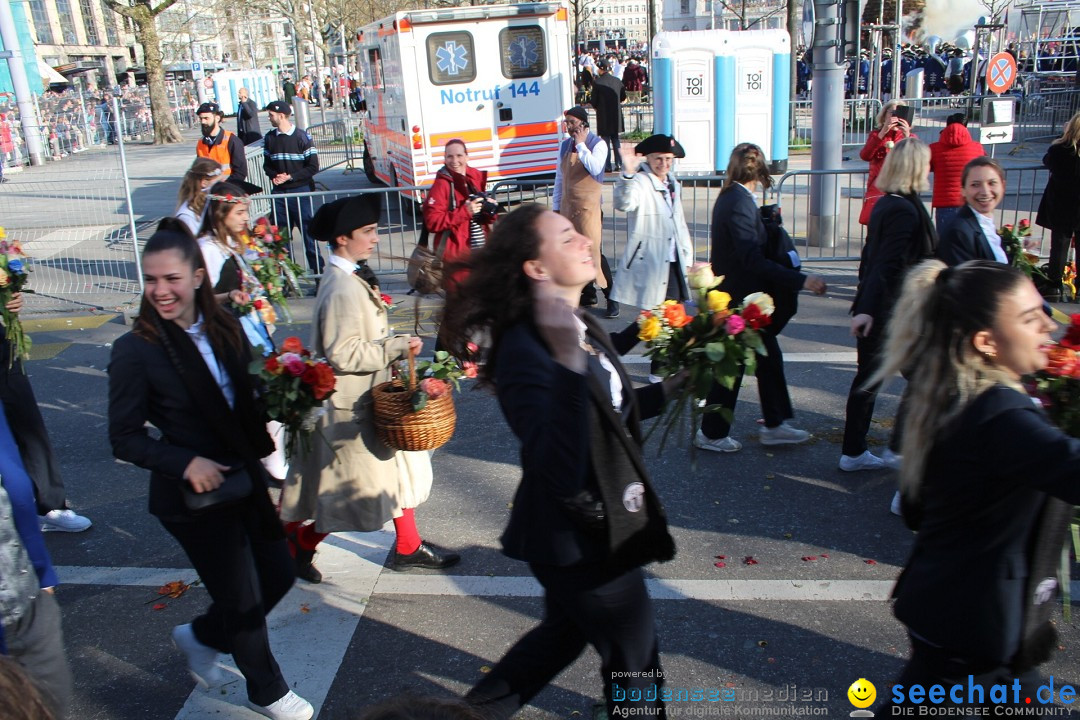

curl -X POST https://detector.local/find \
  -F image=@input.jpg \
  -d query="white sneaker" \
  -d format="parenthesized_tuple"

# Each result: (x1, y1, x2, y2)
(881, 448, 902, 470)
(759, 422, 810, 446)
(839, 451, 885, 472)
(171, 624, 224, 689)
(39, 508, 92, 532)
(694, 430, 742, 453)
(248, 690, 314, 720)
(890, 491, 903, 517)
(647, 373, 663, 384)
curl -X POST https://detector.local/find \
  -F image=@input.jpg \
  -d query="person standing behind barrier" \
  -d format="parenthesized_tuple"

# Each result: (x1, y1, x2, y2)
(622, 59, 646, 104)
(937, 157, 1009, 267)
(609, 134, 692, 329)
(590, 59, 625, 173)
(97, 94, 116, 145)
(107, 226, 312, 720)
(553, 106, 613, 313)
(236, 88, 262, 146)
(928, 113, 985, 237)
(870, 260, 1077, 713)
(440, 204, 676, 719)
(196, 102, 248, 183)
(697, 143, 827, 454)
(859, 100, 913, 226)
(262, 100, 321, 276)
(841, 138, 938, 474)
(175, 158, 224, 237)
(281, 195, 460, 581)
(1035, 110, 1080, 302)
(282, 77, 296, 106)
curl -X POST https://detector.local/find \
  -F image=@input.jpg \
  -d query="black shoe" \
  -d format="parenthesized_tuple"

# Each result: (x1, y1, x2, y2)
(605, 301, 620, 318)
(390, 541, 460, 571)
(294, 547, 322, 583)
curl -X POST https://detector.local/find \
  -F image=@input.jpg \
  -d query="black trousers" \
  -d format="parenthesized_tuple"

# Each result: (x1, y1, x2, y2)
(1048, 229, 1075, 286)
(0, 341, 67, 514)
(162, 505, 295, 706)
(841, 326, 908, 457)
(465, 563, 665, 719)
(603, 135, 621, 172)
(272, 191, 321, 274)
(581, 254, 614, 305)
(700, 329, 792, 439)
(878, 637, 1048, 717)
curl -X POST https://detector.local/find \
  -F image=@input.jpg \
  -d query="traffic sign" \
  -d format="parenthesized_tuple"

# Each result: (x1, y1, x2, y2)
(191, 61, 202, 74)
(978, 124, 1014, 144)
(985, 52, 1017, 95)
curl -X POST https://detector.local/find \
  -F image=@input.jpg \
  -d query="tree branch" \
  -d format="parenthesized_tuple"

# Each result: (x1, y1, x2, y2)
(150, 0, 182, 15)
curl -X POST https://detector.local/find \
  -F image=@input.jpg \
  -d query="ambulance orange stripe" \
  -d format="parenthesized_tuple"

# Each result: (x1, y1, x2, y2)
(490, 163, 557, 177)
(500, 146, 558, 159)
(429, 128, 491, 146)
(497, 121, 559, 139)
(498, 138, 559, 151)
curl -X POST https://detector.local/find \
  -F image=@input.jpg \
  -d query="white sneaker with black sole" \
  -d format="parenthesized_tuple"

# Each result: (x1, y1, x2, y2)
(839, 451, 885, 472)
(759, 422, 810, 446)
(171, 624, 224, 689)
(39, 508, 92, 532)
(248, 690, 314, 720)
(694, 430, 742, 453)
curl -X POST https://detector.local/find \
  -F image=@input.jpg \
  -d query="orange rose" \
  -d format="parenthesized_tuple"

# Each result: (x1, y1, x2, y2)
(281, 336, 304, 354)
(662, 303, 691, 328)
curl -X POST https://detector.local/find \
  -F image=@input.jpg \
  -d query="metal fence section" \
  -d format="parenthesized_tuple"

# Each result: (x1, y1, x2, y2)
(1015, 89, 1080, 143)
(306, 120, 357, 173)
(791, 99, 882, 149)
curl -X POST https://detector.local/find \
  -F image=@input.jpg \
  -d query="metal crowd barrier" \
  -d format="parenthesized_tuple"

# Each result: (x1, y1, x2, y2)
(306, 119, 357, 173)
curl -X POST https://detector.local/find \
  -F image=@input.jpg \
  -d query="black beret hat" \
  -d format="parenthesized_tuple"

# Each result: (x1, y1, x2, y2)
(311, 195, 381, 243)
(196, 102, 222, 115)
(634, 134, 686, 158)
(264, 100, 292, 115)
(564, 106, 588, 123)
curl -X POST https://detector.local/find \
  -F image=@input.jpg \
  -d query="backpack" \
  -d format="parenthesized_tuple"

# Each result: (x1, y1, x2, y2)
(759, 204, 800, 334)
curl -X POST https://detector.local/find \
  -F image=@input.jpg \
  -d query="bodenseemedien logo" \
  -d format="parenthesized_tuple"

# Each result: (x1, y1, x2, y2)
(848, 678, 876, 717)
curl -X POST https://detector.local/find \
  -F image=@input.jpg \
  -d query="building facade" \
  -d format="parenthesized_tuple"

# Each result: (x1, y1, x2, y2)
(24, 0, 140, 89)
(662, 0, 785, 33)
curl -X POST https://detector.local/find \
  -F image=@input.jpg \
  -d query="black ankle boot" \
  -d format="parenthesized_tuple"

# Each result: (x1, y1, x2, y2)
(295, 547, 322, 584)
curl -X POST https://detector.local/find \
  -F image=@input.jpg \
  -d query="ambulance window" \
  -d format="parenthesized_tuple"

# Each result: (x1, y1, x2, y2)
(368, 48, 384, 91)
(500, 26, 546, 79)
(427, 31, 476, 85)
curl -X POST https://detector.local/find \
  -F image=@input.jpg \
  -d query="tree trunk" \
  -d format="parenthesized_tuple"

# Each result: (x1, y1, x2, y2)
(136, 17, 185, 144)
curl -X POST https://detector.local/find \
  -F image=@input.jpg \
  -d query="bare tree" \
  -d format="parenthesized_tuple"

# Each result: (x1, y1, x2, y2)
(105, 0, 186, 143)
(715, 0, 786, 31)
(567, 0, 603, 50)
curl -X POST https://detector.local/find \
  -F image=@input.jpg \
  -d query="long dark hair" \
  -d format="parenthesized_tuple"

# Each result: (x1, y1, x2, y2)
(134, 217, 245, 355)
(198, 181, 249, 242)
(440, 203, 548, 384)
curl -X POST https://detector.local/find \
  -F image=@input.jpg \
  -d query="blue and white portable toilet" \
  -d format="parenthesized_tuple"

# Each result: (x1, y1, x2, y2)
(652, 29, 790, 174)
(210, 70, 278, 116)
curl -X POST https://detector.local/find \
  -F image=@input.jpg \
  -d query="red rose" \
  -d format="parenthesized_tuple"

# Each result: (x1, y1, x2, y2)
(741, 303, 772, 330)
(255, 216, 269, 226)
(1019, 218, 1030, 228)
(254, 299, 264, 309)
(302, 362, 336, 399)
(281, 336, 304, 354)
(265, 356, 281, 374)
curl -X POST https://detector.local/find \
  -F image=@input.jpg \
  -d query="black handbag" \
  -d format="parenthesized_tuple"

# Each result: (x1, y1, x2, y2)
(181, 465, 254, 513)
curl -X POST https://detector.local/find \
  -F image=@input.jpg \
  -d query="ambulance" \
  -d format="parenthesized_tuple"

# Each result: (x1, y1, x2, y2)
(356, 2, 574, 191)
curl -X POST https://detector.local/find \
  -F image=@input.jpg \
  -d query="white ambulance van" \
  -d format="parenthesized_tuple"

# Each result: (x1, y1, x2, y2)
(356, 2, 573, 191)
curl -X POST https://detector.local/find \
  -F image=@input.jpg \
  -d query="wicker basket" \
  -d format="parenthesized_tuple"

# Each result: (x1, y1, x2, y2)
(372, 354, 457, 451)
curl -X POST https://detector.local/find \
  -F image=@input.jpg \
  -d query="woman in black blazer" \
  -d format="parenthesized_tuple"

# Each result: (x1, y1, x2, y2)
(937, 157, 1009, 266)
(871, 260, 1079, 710)
(442, 204, 677, 719)
(1036, 110, 1080, 300)
(698, 143, 826, 453)
(107, 221, 312, 720)
(841, 138, 937, 475)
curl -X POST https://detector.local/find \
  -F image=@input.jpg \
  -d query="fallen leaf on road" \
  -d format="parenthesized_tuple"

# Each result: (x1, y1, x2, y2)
(744, 556, 759, 565)
(864, 559, 878, 565)
(801, 556, 817, 562)
(300, 604, 310, 614)
(156, 581, 190, 599)
(152, 603, 167, 611)
(714, 562, 726, 568)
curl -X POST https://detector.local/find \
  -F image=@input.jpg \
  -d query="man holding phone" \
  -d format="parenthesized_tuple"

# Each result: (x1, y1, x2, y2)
(552, 106, 617, 315)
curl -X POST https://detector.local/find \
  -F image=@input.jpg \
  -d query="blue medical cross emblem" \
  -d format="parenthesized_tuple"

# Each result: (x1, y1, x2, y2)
(436, 41, 469, 75)
(507, 36, 539, 69)
(990, 58, 1013, 87)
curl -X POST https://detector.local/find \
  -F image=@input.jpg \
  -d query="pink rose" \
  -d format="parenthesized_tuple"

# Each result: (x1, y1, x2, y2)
(725, 315, 746, 335)
(420, 377, 449, 398)
(463, 361, 478, 379)
(284, 357, 307, 377)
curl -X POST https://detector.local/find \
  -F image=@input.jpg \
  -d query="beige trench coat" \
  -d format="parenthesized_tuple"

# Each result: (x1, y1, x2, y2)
(281, 264, 433, 532)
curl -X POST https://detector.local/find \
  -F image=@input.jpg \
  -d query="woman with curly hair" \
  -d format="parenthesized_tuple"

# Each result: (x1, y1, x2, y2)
(442, 204, 678, 719)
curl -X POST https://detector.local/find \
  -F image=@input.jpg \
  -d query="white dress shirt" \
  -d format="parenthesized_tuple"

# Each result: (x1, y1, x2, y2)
(973, 209, 1009, 264)
(185, 315, 235, 408)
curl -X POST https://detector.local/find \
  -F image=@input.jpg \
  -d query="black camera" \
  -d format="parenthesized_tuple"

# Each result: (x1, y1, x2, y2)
(469, 193, 499, 223)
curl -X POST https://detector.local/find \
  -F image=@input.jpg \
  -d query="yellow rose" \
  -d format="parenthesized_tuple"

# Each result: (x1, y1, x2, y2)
(638, 315, 662, 342)
(0, 268, 9, 287)
(706, 290, 731, 313)
(0, 227, 7, 240)
(742, 291, 775, 316)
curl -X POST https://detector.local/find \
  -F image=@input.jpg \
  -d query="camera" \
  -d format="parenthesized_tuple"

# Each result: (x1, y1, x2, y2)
(469, 193, 499, 223)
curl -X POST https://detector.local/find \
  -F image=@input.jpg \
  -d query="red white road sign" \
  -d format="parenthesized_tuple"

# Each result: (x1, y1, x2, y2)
(986, 52, 1017, 95)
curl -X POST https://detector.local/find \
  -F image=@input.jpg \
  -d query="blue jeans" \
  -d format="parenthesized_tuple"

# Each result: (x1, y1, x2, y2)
(271, 190, 321, 274)
(934, 206, 960, 238)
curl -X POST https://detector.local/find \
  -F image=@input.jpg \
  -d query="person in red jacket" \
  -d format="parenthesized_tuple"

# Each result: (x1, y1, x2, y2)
(859, 100, 914, 225)
(422, 139, 495, 288)
(622, 59, 647, 103)
(929, 113, 986, 237)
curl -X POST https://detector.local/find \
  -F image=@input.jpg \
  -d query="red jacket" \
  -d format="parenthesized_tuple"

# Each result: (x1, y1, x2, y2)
(422, 165, 493, 290)
(929, 124, 985, 208)
(859, 127, 915, 224)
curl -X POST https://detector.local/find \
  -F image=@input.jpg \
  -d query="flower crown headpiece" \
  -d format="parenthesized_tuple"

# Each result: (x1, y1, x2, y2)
(208, 193, 247, 204)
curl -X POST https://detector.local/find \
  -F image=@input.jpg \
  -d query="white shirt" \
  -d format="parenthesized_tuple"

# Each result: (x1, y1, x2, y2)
(736, 181, 759, 205)
(552, 135, 609, 212)
(197, 236, 230, 288)
(185, 315, 235, 408)
(328, 254, 357, 275)
(175, 200, 205, 238)
(973, 209, 1009, 264)
(575, 316, 623, 411)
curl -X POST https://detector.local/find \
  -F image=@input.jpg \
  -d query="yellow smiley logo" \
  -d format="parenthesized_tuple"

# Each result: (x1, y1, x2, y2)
(847, 678, 876, 709)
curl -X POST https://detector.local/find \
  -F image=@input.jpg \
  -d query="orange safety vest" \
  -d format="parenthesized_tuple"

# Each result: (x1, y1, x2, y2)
(196, 129, 235, 176)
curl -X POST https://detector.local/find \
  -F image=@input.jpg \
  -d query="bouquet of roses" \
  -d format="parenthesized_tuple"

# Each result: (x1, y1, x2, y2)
(999, 219, 1046, 281)
(0, 227, 32, 369)
(640, 262, 774, 454)
(250, 336, 337, 458)
(252, 216, 304, 294)
(236, 218, 303, 325)
(398, 349, 477, 412)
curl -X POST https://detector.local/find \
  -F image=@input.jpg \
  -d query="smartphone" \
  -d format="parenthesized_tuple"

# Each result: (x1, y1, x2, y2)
(893, 105, 915, 125)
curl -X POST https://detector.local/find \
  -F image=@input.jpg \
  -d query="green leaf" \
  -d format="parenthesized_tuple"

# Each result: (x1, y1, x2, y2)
(704, 342, 726, 362)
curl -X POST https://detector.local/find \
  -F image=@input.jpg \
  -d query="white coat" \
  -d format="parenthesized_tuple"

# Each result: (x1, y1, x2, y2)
(609, 168, 694, 310)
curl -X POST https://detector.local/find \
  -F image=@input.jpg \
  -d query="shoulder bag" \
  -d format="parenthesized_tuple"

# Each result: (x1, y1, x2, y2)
(408, 179, 456, 295)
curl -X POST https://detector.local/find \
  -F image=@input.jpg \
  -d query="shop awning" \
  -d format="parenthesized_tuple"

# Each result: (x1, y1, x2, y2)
(38, 59, 68, 85)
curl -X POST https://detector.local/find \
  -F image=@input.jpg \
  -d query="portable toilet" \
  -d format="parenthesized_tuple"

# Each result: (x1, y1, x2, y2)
(652, 29, 790, 175)
(210, 70, 278, 116)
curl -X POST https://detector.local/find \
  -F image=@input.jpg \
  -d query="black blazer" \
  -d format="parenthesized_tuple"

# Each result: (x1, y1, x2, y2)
(936, 205, 998, 266)
(1036, 142, 1080, 233)
(108, 323, 275, 521)
(852, 193, 936, 321)
(494, 315, 674, 570)
(893, 386, 1080, 667)
(710, 186, 806, 305)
